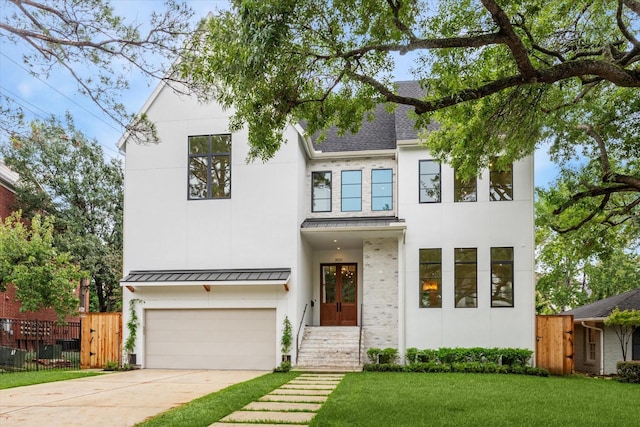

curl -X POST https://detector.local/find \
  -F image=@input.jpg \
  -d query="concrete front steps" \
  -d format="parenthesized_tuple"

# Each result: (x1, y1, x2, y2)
(295, 326, 363, 372)
(210, 373, 344, 427)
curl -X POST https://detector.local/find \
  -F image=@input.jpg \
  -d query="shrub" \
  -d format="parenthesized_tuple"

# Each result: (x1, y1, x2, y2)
(616, 361, 640, 383)
(103, 360, 118, 371)
(380, 348, 399, 364)
(367, 348, 382, 364)
(405, 347, 420, 364)
(363, 363, 403, 372)
(417, 349, 438, 363)
(274, 361, 291, 373)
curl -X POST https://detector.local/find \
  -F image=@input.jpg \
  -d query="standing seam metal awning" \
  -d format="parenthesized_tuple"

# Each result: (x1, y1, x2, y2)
(120, 268, 291, 292)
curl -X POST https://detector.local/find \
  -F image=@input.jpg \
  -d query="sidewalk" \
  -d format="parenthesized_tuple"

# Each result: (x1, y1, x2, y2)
(211, 373, 344, 427)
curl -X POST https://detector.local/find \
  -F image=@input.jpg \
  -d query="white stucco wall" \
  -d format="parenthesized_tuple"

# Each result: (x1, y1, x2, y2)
(121, 84, 307, 365)
(398, 145, 535, 352)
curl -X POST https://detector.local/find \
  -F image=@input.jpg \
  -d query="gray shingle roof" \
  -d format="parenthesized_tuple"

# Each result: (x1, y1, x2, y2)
(301, 216, 404, 229)
(121, 268, 291, 283)
(561, 288, 640, 320)
(307, 81, 434, 153)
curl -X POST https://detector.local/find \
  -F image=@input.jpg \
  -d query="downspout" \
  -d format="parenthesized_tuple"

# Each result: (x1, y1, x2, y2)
(581, 321, 604, 376)
(397, 229, 406, 364)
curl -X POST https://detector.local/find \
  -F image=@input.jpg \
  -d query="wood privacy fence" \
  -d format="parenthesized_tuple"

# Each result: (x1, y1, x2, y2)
(80, 312, 122, 369)
(536, 315, 574, 375)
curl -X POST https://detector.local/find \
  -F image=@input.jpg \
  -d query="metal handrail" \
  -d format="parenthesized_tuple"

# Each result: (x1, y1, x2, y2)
(295, 303, 308, 365)
(358, 303, 363, 364)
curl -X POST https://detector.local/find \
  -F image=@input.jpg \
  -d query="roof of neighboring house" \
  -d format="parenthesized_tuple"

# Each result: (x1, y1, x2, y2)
(309, 81, 433, 153)
(562, 288, 640, 320)
(0, 159, 19, 190)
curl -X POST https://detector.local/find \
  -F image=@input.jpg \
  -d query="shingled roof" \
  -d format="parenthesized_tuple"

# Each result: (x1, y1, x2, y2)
(562, 288, 640, 320)
(309, 81, 431, 153)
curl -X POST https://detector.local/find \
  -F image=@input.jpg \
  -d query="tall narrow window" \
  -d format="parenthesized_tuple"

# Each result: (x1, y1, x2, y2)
(341, 170, 362, 212)
(586, 328, 597, 363)
(454, 169, 477, 202)
(419, 160, 441, 203)
(490, 157, 513, 201)
(372, 169, 393, 211)
(312, 171, 332, 212)
(419, 249, 442, 308)
(491, 247, 514, 307)
(455, 248, 477, 308)
(188, 134, 231, 199)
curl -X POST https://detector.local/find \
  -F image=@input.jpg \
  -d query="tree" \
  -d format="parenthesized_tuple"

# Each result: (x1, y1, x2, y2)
(1, 116, 124, 312)
(604, 308, 640, 361)
(0, 0, 195, 144)
(535, 188, 640, 313)
(179, 0, 640, 231)
(0, 212, 84, 320)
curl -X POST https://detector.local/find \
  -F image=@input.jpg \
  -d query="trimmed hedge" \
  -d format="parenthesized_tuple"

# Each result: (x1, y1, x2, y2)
(363, 347, 546, 377)
(404, 347, 533, 366)
(616, 361, 640, 383)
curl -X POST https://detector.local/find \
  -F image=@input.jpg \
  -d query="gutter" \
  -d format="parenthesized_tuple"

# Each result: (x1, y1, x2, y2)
(581, 321, 604, 376)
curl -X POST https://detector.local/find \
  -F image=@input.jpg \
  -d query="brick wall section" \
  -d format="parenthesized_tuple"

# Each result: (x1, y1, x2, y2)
(0, 183, 16, 218)
(362, 238, 398, 352)
(306, 156, 396, 218)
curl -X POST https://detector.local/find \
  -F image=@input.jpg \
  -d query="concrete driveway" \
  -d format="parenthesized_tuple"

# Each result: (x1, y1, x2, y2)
(0, 369, 267, 427)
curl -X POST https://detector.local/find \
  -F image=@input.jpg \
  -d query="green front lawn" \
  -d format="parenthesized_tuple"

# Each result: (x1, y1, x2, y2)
(0, 370, 103, 389)
(310, 372, 640, 426)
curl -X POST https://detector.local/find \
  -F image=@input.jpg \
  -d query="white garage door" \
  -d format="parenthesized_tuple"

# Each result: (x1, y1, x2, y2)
(145, 308, 276, 370)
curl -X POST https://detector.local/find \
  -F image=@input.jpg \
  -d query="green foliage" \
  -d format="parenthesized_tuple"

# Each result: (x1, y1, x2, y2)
(0, 212, 85, 320)
(366, 347, 382, 364)
(364, 361, 548, 376)
(124, 299, 142, 358)
(604, 308, 640, 361)
(274, 361, 291, 372)
(404, 347, 532, 366)
(180, 1, 640, 233)
(280, 315, 292, 354)
(103, 360, 118, 371)
(616, 361, 640, 383)
(2, 116, 124, 312)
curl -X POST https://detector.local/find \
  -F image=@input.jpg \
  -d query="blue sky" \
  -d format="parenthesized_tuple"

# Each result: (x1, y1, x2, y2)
(0, 0, 558, 187)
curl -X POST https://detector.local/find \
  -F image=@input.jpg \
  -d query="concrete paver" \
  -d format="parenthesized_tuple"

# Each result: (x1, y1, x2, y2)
(270, 388, 333, 395)
(0, 369, 267, 427)
(212, 424, 308, 427)
(221, 410, 316, 423)
(260, 394, 328, 403)
(244, 401, 322, 411)
(281, 383, 337, 389)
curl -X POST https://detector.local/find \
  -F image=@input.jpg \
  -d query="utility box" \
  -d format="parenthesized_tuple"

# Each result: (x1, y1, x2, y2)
(38, 344, 62, 359)
(0, 347, 26, 368)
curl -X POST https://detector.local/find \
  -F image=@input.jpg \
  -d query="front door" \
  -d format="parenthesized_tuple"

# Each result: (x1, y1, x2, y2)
(320, 263, 357, 326)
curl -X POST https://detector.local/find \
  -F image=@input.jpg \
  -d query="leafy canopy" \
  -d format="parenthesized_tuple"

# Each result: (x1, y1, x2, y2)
(0, 212, 85, 320)
(1, 116, 124, 312)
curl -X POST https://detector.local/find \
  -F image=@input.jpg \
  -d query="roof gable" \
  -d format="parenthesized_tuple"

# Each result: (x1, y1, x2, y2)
(562, 288, 640, 319)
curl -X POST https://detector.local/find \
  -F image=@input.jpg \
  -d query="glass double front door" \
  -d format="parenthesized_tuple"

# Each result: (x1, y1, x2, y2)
(320, 263, 357, 326)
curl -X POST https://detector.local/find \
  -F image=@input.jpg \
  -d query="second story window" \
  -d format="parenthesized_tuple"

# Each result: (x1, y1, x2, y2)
(188, 134, 231, 200)
(372, 169, 393, 211)
(454, 169, 477, 202)
(419, 160, 441, 203)
(341, 170, 362, 212)
(312, 171, 332, 212)
(490, 157, 513, 201)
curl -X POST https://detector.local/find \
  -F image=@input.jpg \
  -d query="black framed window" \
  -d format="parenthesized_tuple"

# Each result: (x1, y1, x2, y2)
(188, 134, 231, 199)
(419, 160, 441, 203)
(312, 171, 332, 212)
(341, 170, 362, 212)
(419, 249, 442, 308)
(490, 157, 513, 201)
(455, 248, 477, 308)
(372, 169, 393, 211)
(491, 247, 514, 307)
(454, 169, 477, 202)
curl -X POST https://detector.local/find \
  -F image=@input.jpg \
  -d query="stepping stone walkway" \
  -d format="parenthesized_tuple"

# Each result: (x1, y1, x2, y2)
(210, 373, 344, 427)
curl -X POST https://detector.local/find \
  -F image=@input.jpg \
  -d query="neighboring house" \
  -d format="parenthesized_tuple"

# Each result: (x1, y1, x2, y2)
(0, 159, 18, 218)
(562, 288, 640, 375)
(119, 81, 535, 370)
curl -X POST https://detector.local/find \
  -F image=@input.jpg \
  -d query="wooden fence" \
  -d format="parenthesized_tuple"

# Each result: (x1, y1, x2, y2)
(536, 315, 574, 375)
(80, 312, 122, 369)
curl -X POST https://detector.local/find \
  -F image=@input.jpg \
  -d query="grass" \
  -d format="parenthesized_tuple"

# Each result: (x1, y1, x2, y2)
(0, 370, 103, 390)
(309, 372, 640, 426)
(135, 371, 299, 427)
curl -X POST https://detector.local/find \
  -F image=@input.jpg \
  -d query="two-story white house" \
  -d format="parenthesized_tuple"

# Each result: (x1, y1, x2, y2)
(119, 81, 535, 370)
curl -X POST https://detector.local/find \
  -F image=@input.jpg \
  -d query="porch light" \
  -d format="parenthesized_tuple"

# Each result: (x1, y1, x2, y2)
(422, 281, 438, 291)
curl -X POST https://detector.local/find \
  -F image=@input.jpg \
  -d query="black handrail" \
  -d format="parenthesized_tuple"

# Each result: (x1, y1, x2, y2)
(295, 303, 308, 365)
(358, 303, 363, 365)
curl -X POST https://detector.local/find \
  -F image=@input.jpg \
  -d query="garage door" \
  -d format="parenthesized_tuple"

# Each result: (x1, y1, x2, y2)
(145, 308, 276, 370)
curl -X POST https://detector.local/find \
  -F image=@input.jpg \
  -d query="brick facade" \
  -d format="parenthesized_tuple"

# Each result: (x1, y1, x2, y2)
(0, 181, 16, 219)
(362, 237, 399, 350)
